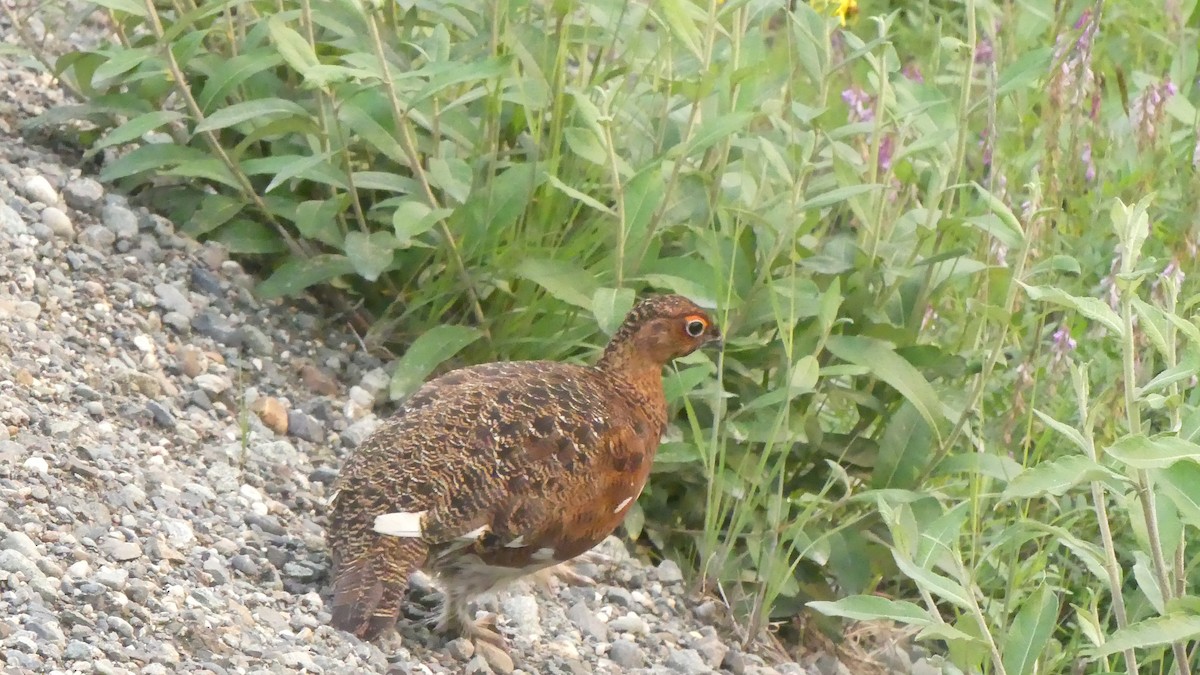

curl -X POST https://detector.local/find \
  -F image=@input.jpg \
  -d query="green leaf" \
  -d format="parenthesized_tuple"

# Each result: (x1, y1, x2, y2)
(564, 127, 609, 166)
(1020, 283, 1122, 334)
(344, 231, 398, 282)
(194, 98, 308, 133)
(267, 15, 320, 74)
(1032, 409, 1088, 453)
(516, 258, 597, 309)
(211, 220, 286, 254)
(803, 183, 880, 211)
(1088, 614, 1200, 658)
(891, 553, 973, 610)
(592, 288, 636, 335)
(294, 198, 346, 248)
(93, 110, 184, 150)
(196, 50, 285, 111)
(256, 254, 356, 299)
(99, 143, 209, 182)
(545, 174, 615, 216)
(654, 0, 703, 59)
(996, 46, 1053, 95)
(808, 595, 934, 625)
(393, 200, 448, 245)
(1002, 586, 1059, 675)
(825, 335, 944, 438)
(873, 401, 934, 490)
(88, 0, 147, 15)
(1157, 462, 1200, 528)
(389, 325, 484, 399)
(92, 47, 154, 85)
(1106, 434, 1200, 469)
(1001, 456, 1117, 501)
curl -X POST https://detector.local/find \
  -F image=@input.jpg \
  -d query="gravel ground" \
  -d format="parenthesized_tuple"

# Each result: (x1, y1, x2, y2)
(0, 8, 952, 675)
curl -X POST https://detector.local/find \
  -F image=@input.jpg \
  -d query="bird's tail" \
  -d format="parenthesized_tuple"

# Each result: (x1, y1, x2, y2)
(330, 535, 427, 641)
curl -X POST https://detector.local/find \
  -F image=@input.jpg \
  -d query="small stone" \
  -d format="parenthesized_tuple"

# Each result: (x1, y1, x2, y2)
(342, 416, 380, 447)
(692, 634, 728, 669)
(446, 637, 475, 661)
(63, 177, 104, 211)
(656, 559, 683, 583)
(63, 640, 92, 660)
(193, 373, 231, 395)
(26, 619, 66, 644)
(241, 325, 273, 356)
(0, 549, 43, 579)
(102, 540, 142, 561)
(230, 554, 260, 577)
(465, 655, 494, 674)
(133, 334, 155, 353)
(23, 175, 58, 204)
(154, 283, 194, 319)
(23, 456, 49, 474)
(0, 203, 25, 235)
(251, 397, 288, 435)
(94, 566, 129, 590)
(499, 593, 541, 637)
(101, 203, 139, 239)
(609, 640, 643, 668)
(667, 649, 709, 674)
(606, 587, 636, 608)
(14, 301, 41, 319)
(78, 225, 116, 251)
(3, 531, 40, 559)
(607, 613, 647, 635)
(286, 410, 325, 443)
(145, 401, 176, 428)
(189, 267, 224, 296)
(41, 207, 73, 239)
(179, 345, 208, 378)
(566, 601, 608, 642)
(298, 363, 339, 396)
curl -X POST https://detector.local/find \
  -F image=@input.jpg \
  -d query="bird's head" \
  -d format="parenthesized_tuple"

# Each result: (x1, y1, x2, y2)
(599, 294, 723, 370)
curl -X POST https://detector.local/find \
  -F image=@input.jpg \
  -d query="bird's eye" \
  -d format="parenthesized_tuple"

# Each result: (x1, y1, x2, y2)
(685, 319, 706, 337)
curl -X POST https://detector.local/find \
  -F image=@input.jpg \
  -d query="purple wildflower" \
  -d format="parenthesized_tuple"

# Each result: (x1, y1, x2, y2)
(1131, 78, 1177, 148)
(1080, 142, 1095, 182)
(974, 37, 994, 65)
(878, 135, 894, 172)
(1052, 324, 1077, 363)
(902, 63, 924, 83)
(842, 86, 873, 123)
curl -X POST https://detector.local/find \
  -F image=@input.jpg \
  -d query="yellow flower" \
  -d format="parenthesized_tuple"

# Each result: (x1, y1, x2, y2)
(813, 0, 859, 25)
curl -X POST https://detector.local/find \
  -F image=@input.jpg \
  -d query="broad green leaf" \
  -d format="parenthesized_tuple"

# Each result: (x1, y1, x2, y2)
(803, 183, 880, 211)
(1139, 355, 1200, 398)
(211, 220, 286, 254)
(1000, 456, 1116, 501)
(996, 46, 1053, 95)
(94, 110, 185, 150)
(1002, 586, 1059, 675)
(825, 335, 944, 437)
(294, 198, 346, 248)
(592, 288, 636, 335)
(89, 0, 146, 15)
(971, 185, 1025, 243)
(194, 98, 308, 133)
(256, 254, 356, 299)
(344, 231, 398, 282)
(1157, 462, 1200, 528)
(789, 356, 819, 393)
(267, 16, 320, 74)
(873, 401, 933, 490)
(564, 127, 608, 166)
(1020, 283, 1122, 333)
(1032, 409, 1088, 453)
(184, 194, 244, 238)
(196, 50, 286, 111)
(99, 143, 209, 182)
(516, 258, 597, 309)
(393, 200, 449, 244)
(808, 595, 933, 625)
(891, 553, 972, 610)
(1106, 434, 1200, 469)
(654, 0, 702, 59)
(257, 153, 346, 193)
(92, 47, 154, 85)
(389, 325, 484, 399)
(545, 174, 615, 216)
(1088, 614, 1200, 657)
(1133, 552, 1164, 614)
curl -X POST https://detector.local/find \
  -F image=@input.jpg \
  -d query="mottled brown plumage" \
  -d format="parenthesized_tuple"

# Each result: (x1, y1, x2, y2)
(326, 294, 722, 647)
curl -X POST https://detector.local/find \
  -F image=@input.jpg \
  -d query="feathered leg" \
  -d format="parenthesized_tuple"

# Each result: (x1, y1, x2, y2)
(330, 536, 429, 641)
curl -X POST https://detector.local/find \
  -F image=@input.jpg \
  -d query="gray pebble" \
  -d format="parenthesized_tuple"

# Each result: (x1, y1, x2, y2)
(666, 649, 710, 674)
(287, 410, 325, 443)
(0, 202, 26, 235)
(3, 531, 40, 559)
(101, 203, 139, 239)
(154, 283, 194, 319)
(26, 619, 66, 644)
(78, 224, 116, 251)
(101, 540, 142, 561)
(0, 549, 44, 580)
(63, 177, 104, 211)
(446, 637, 475, 661)
(566, 601, 608, 642)
(230, 554, 260, 577)
(145, 401, 176, 428)
(23, 175, 58, 204)
(609, 639, 644, 668)
(63, 640, 93, 660)
(241, 325, 273, 355)
(41, 206, 73, 239)
(656, 559, 684, 583)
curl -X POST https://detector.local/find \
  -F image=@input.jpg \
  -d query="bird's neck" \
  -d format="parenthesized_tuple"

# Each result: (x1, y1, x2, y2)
(596, 347, 668, 401)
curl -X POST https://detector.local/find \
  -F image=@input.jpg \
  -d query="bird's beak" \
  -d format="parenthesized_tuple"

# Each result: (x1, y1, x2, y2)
(704, 329, 724, 352)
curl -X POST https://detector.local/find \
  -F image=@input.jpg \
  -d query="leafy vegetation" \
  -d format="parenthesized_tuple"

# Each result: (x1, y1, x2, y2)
(12, 0, 1200, 671)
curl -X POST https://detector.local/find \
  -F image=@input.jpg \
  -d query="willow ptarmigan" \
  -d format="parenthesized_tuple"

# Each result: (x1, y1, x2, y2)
(326, 294, 722, 648)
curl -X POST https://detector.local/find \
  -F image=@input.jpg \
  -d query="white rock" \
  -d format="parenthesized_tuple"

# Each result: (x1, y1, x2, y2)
(23, 175, 59, 204)
(41, 207, 74, 238)
(23, 456, 49, 474)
